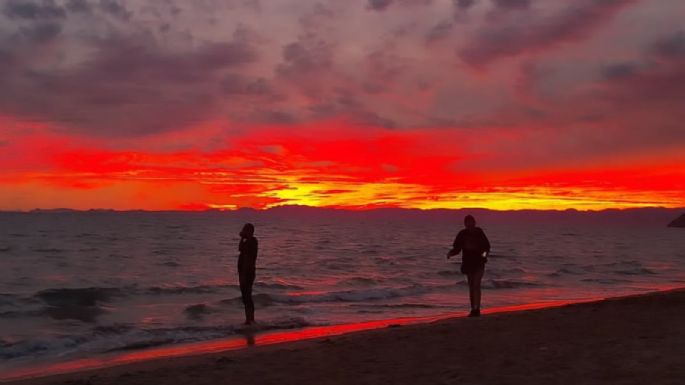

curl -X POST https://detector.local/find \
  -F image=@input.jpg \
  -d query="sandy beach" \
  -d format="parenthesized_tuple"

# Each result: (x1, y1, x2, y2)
(5, 288, 684, 385)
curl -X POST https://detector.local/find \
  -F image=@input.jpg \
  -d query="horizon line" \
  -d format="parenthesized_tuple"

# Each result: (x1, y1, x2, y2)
(1, 205, 683, 214)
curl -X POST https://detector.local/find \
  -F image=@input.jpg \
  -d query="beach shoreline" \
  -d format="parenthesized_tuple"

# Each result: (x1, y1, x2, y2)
(5, 287, 685, 385)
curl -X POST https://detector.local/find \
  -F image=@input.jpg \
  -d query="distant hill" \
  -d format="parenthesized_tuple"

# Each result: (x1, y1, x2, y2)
(29, 208, 79, 213)
(5, 206, 684, 226)
(668, 214, 685, 228)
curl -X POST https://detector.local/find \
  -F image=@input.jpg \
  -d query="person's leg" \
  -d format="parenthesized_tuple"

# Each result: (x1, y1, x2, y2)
(466, 272, 476, 312)
(473, 267, 484, 312)
(239, 281, 248, 322)
(245, 286, 254, 323)
(239, 276, 254, 324)
(245, 274, 255, 324)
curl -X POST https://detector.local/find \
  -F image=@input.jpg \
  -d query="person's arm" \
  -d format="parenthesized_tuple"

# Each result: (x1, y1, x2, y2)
(249, 238, 259, 263)
(480, 229, 491, 255)
(447, 232, 462, 258)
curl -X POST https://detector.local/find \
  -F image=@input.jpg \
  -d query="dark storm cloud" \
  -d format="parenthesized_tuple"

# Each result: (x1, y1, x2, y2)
(220, 74, 271, 96)
(277, 39, 334, 78)
(599, 31, 685, 90)
(367, 0, 394, 12)
(18, 21, 63, 43)
(650, 30, 685, 59)
(0, 28, 261, 136)
(308, 89, 397, 128)
(2, 0, 66, 19)
(0, 0, 682, 149)
(261, 110, 297, 124)
(2, 0, 131, 21)
(602, 62, 638, 80)
(360, 46, 409, 95)
(271, 2, 414, 126)
(507, 30, 685, 162)
(366, 0, 434, 12)
(65, 0, 93, 13)
(491, 0, 530, 10)
(611, 31, 685, 99)
(87, 38, 257, 81)
(426, 20, 453, 42)
(454, 0, 476, 11)
(459, 0, 636, 68)
(98, 0, 131, 20)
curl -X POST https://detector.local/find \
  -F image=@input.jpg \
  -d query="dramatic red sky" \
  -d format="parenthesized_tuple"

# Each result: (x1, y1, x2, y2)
(1, 0, 684, 210)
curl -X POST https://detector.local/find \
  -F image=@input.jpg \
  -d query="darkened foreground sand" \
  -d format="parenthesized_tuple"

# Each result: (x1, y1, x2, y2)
(8, 289, 685, 385)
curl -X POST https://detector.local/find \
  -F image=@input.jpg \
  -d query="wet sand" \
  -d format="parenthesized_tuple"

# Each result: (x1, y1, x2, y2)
(7, 289, 685, 385)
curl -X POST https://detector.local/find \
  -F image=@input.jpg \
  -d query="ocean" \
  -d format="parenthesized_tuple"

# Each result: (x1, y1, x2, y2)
(1, 208, 684, 376)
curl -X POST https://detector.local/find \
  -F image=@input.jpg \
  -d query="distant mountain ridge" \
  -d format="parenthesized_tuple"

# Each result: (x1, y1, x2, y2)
(2, 206, 683, 226)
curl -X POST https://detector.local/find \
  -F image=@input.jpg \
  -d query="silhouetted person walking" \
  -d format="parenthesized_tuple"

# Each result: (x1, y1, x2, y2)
(238, 223, 258, 324)
(447, 215, 490, 317)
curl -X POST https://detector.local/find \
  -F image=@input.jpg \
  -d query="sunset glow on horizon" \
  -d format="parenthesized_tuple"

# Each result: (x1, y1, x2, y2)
(1, 1, 684, 211)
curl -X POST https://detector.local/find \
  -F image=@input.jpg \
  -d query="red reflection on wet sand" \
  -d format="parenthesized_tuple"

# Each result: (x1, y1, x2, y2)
(0, 299, 601, 382)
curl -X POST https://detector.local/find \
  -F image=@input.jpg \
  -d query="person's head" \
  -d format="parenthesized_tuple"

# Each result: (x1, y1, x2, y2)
(240, 223, 255, 238)
(464, 215, 476, 229)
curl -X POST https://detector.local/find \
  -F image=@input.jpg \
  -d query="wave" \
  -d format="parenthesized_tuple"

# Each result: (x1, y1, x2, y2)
(0, 309, 46, 319)
(350, 303, 443, 309)
(32, 285, 243, 323)
(31, 247, 66, 253)
(107, 317, 315, 352)
(595, 261, 657, 276)
(31, 288, 115, 323)
(482, 279, 543, 289)
(1, 294, 45, 318)
(487, 267, 528, 278)
(45, 305, 107, 323)
(255, 282, 304, 290)
(183, 303, 217, 319)
(28, 283, 243, 309)
(74, 233, 97, 238)
(580, 278, 632, 284)
(333, 277, 380, 286)
(158, 261, 182, 267)
(145, 284, 239, 295)
(220, 283, 465, 307)
(35, 288, 121, 307)
(0, 293, 20, 307)
(613, 267, 656, 276)
(0, 318, 316, 360)
(487, 254, 518, 259)
(262, 285, 432, 304)
(548, 266, 586, 277)
(220, 293, 275, 307)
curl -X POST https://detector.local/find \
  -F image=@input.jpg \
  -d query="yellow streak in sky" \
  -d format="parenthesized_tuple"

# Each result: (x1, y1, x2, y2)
(259, 181, 683, 211)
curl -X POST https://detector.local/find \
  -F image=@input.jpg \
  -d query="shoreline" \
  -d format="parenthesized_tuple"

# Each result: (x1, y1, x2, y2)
(4, 287, 685, 384)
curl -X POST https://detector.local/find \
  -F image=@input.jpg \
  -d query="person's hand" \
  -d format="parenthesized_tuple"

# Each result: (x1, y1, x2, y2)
(446, 250, 455, 259)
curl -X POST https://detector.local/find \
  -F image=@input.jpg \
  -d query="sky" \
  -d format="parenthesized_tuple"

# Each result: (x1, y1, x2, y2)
(1, 0, 684, 211)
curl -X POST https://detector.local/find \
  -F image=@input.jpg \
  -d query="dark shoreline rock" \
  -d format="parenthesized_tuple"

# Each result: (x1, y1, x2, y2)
(667, 214, 685, 228)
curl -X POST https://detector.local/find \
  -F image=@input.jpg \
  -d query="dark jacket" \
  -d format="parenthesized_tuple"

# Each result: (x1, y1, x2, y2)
(238, 236, 258, 277)
(452, 227, 491, 263)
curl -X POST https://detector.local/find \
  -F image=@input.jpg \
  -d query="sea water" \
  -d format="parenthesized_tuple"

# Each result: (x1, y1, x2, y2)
(1, 209, 684, 372)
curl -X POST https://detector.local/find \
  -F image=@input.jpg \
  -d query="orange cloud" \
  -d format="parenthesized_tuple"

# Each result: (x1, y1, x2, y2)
(1, 119, 682, 211)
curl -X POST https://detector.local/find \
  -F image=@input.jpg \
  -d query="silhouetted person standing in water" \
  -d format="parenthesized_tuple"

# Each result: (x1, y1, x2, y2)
(447, 215, 490, 317)
(238, 223, 258, 325)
